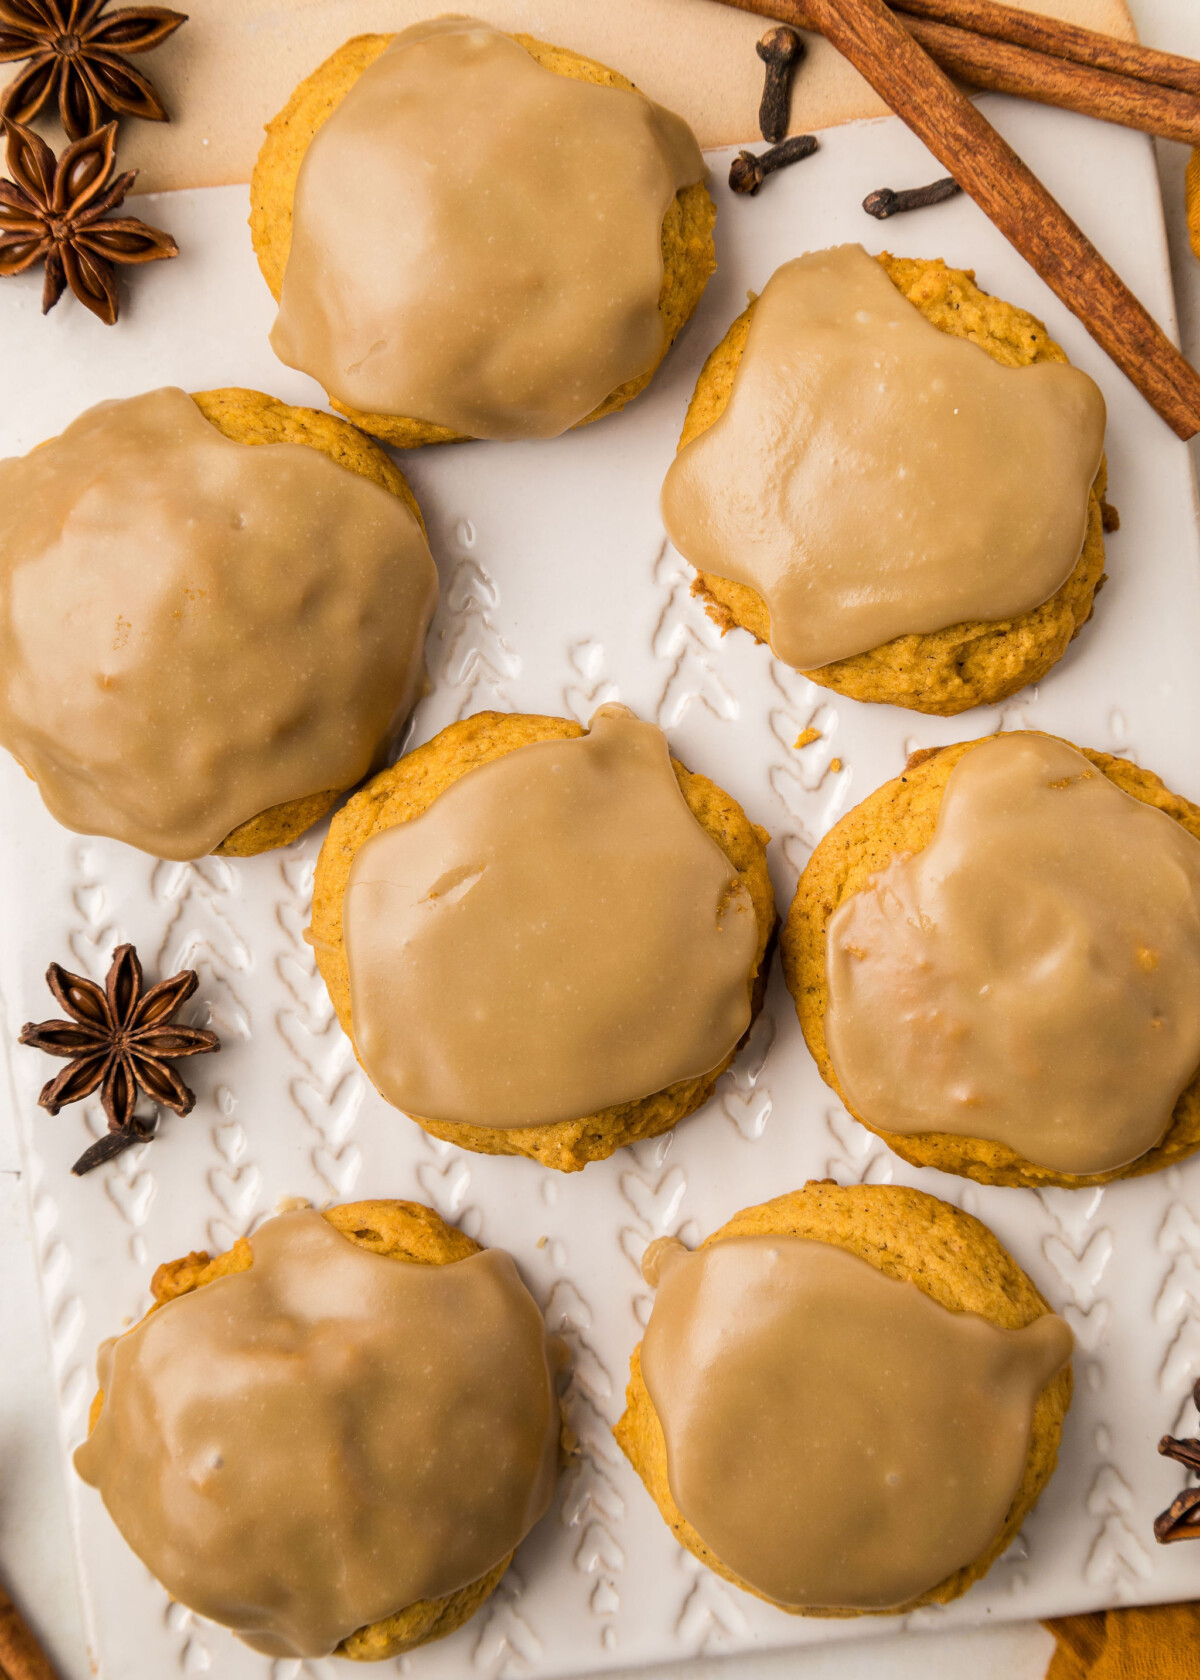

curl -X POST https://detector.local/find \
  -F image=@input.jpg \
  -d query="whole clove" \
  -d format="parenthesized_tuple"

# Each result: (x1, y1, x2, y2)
(862, 176, 963, 219)
(756, 26, 805, 144)
(729, 133, 819, 196)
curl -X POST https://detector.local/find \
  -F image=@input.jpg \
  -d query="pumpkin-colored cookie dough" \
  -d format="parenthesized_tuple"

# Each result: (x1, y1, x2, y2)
(615, 1180, 1072, 1616)
(677, 255, 1111, 716)
(85, 1200, 548, 1662)
(782, 737, 1200, 1188)
(193, 389, 428, 857)
(310, 710, 776, 1171)
(250, 29, 715, 447)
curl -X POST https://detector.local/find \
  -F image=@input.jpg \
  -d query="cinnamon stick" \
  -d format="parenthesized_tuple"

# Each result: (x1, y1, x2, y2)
(0, 1580, 62, 1680)
(716, 0, 1200, 441)
(902, 13, 1200, 146)
(892, 0, 1200, 97)
(755, 0, 1200, 145)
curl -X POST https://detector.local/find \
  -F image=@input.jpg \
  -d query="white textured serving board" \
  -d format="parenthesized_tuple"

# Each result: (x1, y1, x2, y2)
(3, 95, 1200, 1680)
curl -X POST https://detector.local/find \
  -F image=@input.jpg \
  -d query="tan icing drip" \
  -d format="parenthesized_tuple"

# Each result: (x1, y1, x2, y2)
(660, 245, 1106, 670)
(74, 1210, 560, 1659)
(0, 388, 437, 860)
(826, 734, 1200, 1174)
(640, 1234, 1072, 1610)
(641, 1235, 687, 1289)
(270, 17, 705, 440)
(342, 705, 758, 1127)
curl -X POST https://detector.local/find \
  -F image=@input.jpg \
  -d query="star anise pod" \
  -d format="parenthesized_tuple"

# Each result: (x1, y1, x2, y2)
(0, 0, 186, 141)
(19, 942, 219, 1175)
(1154, 1379, 1200, 1543)
(0, 116, 176, 321)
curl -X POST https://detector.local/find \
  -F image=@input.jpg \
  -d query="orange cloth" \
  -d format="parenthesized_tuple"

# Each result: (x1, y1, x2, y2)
(1045, 1605, 1200, 1679)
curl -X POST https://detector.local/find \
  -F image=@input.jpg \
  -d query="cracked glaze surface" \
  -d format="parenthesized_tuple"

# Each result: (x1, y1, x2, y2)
(3, 113, 1200, 1677)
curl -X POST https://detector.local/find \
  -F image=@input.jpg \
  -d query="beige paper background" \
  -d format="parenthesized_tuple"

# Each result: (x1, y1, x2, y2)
(0, 0, 1135, 194)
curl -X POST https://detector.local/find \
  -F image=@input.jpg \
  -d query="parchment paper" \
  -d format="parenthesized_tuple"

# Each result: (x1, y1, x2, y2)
(0, 0, 1136, 194)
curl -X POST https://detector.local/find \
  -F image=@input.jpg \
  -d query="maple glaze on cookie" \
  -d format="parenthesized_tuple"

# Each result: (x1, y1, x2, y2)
(825, 733, 1200, 1173)
(635, 1232, 1071, 1610)
(340, 705, 759, 1128)
(75, 1209, 560, 1659)
(661, 245, 1105, 670)
(0, 388, 436, 859)
(269, 16, 706, 439)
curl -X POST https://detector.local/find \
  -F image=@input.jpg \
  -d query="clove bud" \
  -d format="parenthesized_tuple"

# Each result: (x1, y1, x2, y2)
(729, 133, 818, 197)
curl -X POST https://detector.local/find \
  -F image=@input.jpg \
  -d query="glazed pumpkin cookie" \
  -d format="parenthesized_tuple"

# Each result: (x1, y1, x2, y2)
(616, 1180, 1072, 1615)
(783, 732, 1200, 1187)
(661, 244, 1110, 715)
(75, 1201, 563, 1661)
(251, 16, 715, 445)
(310, 705, 775, 1171)
(0, 386, 437, 860)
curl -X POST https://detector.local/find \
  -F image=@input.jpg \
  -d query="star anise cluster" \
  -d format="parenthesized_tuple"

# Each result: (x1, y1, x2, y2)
(0, 116, 175, 321)
(0, 0, 186, 141)
(20, 943, 219, 1175)
(1154, 1378, 1200, 1543)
